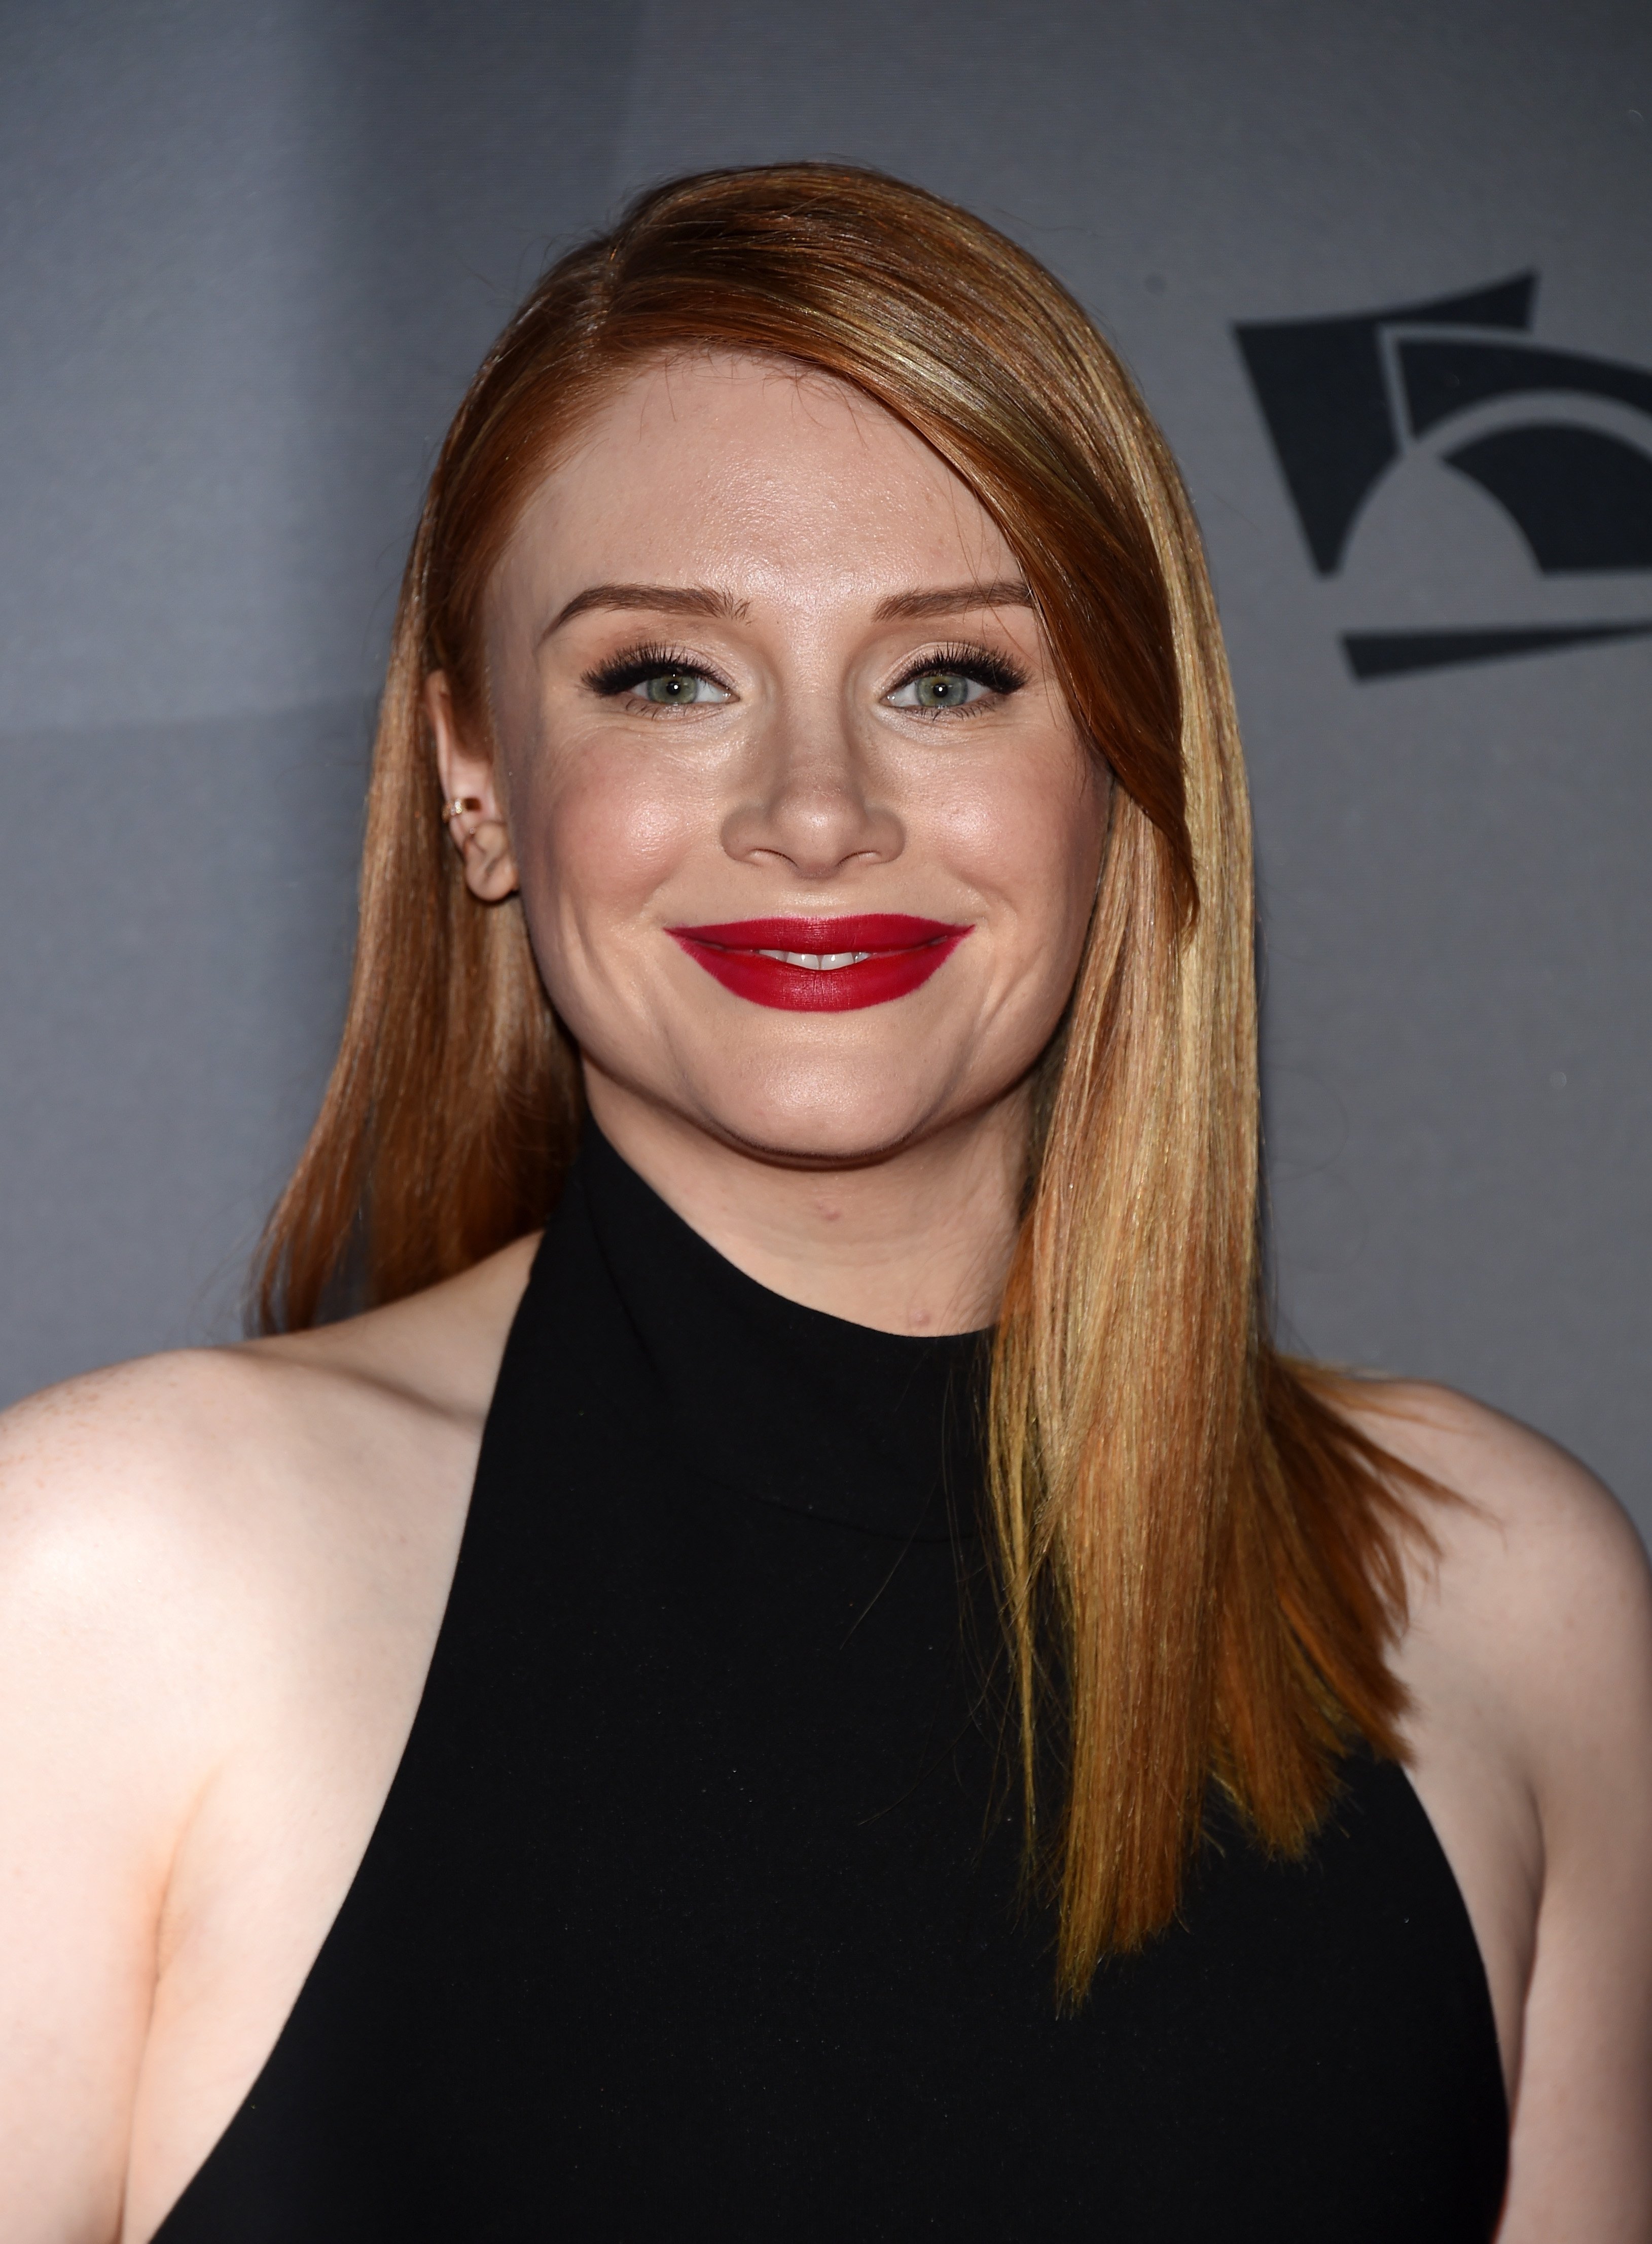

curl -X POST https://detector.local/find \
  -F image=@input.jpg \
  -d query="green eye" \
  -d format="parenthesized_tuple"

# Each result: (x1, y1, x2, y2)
(888, 669, 989, 711)
(919, 672, 972, 708)
(640, 668, 727, 705)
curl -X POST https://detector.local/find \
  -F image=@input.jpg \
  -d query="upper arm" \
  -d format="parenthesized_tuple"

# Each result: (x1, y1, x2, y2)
(0, 1298, 497, 2244)
(1372, 1387, 1652, 2241)
(1492, 1448, 1652, 2241)
(0, 1364, 235, 2243)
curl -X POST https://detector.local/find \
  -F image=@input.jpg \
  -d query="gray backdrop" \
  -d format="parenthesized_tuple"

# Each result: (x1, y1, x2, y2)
(2, 0, 1647, 1538)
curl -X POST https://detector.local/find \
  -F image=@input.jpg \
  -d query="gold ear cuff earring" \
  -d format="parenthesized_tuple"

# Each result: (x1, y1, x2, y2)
(441, 796, 482, 824)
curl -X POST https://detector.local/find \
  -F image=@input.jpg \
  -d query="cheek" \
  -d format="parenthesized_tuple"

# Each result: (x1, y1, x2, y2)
(935, 748, 1106, 954)
(517, 733, 700, 939)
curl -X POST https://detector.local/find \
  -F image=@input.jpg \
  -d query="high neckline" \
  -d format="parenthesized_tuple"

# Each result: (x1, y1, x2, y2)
(572, 1123, 991, 1543)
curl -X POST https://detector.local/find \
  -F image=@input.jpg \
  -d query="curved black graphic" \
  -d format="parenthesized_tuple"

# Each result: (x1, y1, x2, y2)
(1235, 274, 1534, 573)
(1343, 622, 1652, 681)
(1400, 341, 1652, 439)
(1237, 272, 1652, 680)
(1444, 425, 1652, 572)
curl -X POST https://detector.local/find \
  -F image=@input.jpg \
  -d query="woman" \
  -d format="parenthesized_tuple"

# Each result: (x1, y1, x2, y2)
(1, 164, 1647, 2243)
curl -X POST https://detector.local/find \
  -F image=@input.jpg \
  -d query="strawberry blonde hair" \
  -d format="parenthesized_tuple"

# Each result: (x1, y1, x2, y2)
(257, 163, 1428, 2001)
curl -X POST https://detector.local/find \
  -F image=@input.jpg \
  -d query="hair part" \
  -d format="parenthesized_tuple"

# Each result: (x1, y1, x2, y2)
(255, 162, 1439, 2000)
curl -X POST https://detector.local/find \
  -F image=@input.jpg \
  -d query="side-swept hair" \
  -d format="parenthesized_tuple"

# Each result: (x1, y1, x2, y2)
(257, 163, 1428, 2001)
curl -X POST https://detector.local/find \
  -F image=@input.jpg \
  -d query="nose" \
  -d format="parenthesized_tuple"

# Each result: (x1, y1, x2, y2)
(720, 705, 903, 882)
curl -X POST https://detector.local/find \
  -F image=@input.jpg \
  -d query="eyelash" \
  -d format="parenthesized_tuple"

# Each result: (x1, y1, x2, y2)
(885, 642, 1027, 710)
(581, 638, 1028, 710)
(582, 642, 733, 700)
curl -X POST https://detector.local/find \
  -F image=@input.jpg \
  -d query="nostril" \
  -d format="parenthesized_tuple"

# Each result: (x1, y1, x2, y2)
(720, 780, 903, 876)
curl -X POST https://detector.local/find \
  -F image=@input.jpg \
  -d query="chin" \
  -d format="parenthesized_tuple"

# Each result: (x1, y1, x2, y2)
(687, 1066, 963, 1171)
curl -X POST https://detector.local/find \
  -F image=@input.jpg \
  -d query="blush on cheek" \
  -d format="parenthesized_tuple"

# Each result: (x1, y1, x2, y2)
(935, 770, 1100, 949)
(512, 755, 702, 1035)
(530, 750, 699, 918)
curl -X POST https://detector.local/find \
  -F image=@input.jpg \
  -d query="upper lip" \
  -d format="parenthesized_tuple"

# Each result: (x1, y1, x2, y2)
(667, 915, 966, 951)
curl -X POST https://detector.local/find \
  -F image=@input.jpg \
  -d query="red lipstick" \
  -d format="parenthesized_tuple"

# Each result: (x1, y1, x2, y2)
(667, 914, 971, 1012)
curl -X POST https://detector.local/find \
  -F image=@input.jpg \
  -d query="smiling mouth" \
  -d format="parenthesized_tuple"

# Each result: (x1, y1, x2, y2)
(666, 915, 972, 1012)
(756, 949, 871, 968)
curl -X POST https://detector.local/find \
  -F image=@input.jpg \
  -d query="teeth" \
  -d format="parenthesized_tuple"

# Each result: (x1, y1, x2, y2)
(755, 949, 873, 970)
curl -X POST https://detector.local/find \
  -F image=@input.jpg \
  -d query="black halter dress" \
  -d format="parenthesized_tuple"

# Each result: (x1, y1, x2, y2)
(155, 1128, 1507, 2240)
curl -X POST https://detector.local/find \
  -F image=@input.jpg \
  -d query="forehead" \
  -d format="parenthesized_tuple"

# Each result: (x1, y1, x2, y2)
(497, 352, 1017, 607)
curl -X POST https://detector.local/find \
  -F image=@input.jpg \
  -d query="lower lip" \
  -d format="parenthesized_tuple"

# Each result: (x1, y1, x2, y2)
(667, 916, 971, 1013)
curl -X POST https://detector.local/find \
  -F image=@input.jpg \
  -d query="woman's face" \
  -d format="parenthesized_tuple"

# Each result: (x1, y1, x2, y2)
(438, 353, 1108, 1168)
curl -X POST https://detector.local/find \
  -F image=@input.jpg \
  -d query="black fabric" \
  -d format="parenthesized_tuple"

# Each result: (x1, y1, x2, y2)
(156, 1129, 1509, 2240)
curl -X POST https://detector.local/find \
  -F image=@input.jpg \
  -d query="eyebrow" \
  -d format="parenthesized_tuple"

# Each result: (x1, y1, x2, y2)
(872, 580, 1036, 620)
(545, 584, 751, 636)
(544, 577, 1037, 637)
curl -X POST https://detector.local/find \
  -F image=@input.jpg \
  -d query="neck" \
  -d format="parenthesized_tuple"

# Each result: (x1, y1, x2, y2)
(580, 1075, 1027, 1336)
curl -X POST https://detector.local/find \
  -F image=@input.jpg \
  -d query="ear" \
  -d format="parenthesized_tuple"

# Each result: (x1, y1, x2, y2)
(426, 671, 520, 902)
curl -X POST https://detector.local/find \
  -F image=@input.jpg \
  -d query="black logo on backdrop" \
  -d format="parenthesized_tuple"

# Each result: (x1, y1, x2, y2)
(1236, 274, 1652, 679)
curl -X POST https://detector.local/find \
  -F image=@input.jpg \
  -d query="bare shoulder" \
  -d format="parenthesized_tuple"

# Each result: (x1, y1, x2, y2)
(0, 1229, 539, 1516)
(0, 1246, 536, 2242)
(1334, 1379, 1652, 1845)
(1341, 1378, 1652, 1769)
(250, 1228, 542, 1422)
(0, 1343, 338, 1861)
(0, 1229, 541, 1723)
(0, 1343, 315, 1657)
(1348, 1377, 1652, 2228)
(1341, 1382, 1652, 2234)
(1345, 1375, 1637, 1542)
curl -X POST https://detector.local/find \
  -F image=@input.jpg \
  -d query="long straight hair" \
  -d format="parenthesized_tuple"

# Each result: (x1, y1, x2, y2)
(257, 164, 1430, 2000)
